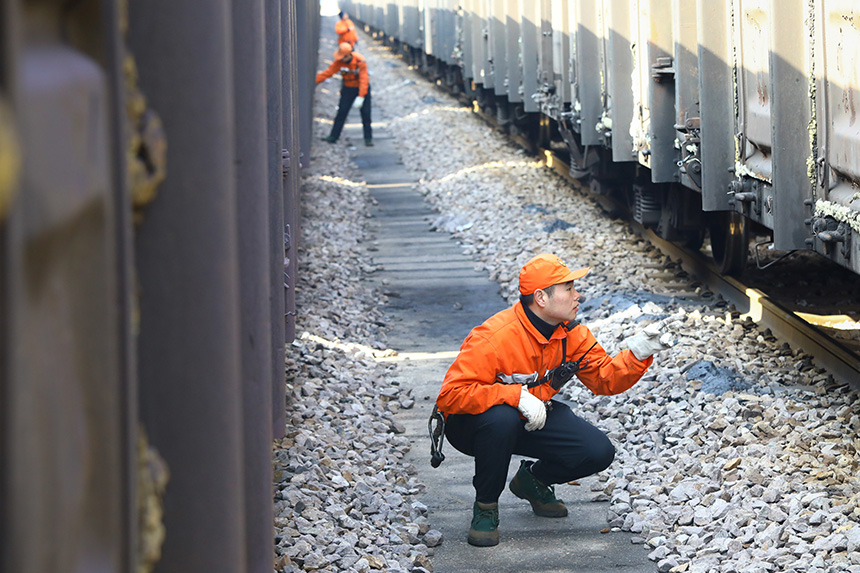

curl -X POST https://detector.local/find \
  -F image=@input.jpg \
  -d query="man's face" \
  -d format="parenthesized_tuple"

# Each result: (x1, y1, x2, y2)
(342, 53, 353, 64)
(540, 281, 580, 323)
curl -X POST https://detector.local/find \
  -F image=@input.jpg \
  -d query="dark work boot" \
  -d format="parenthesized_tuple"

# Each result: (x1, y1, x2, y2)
(508, 460, 568, 517)
(322, 135, 337, 143)
(467, 501, 499, 547)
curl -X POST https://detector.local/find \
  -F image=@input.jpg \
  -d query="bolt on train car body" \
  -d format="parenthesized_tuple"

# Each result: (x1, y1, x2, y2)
(344, 0, 860, 278)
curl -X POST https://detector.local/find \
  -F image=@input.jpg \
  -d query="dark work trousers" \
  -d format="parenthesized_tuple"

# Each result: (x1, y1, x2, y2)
(444, 401, 615, 504)
(329, 84, 372, 141)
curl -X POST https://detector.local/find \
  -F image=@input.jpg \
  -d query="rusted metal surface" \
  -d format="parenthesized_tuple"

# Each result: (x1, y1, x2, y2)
(811, 0, 860, 273)
(231, 1, 275, 571)
(0, 97, 20, 222)
(282, 0, 301, 344)
(2, 0, 318, 570)
(2, 3, 127, 572)
(266, 0, 287, 443)
(296, 1, 320, 175)
(128, 0, 246, 571)
(734, 0, 774, 183)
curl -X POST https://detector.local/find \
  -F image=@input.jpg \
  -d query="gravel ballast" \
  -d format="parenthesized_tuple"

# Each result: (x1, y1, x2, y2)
(274, 25, 860, 573)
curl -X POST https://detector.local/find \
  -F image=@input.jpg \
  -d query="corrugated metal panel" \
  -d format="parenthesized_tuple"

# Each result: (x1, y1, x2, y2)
(575, 0, 601, 143)
(733, 0, 773, 182)
(282, 0, 301, 344)
(230, 1, 275, 571)
(129, 0, 246, 569)
(769, 0, 813, 250)
(401, 0, 420, 46)
(462, 0, 475, 80)
(697, 0, 735, 211)
(520, 0, 540, 112)
(809, 0, 859, 270)
(2, 3, 128, 571)
(423, 0, 434, 55)
(816, 1, 860, 189)
(265, 0, 287, 446)
(673, 0, 703, 191)
(551, 0, 571, 110)
(537, 0, 553, 108)
(491, 0, 507, 96)
(472, 0, 490, 87)
(631, 0, 678, 182)
(505, 0, 523, 103)
(386, 2, 400, 38)
(606, 0, 636, 161)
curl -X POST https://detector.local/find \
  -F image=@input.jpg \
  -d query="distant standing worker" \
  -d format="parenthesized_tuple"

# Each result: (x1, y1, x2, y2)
(315, 42, 373, 146)
(336, 10, 358, 47)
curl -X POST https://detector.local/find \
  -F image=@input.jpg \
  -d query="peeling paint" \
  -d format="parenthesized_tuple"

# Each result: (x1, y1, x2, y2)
(629, 25, 642, 148)
(734, 161, 768, 182)
(807, 0, 818, 196)
(0, 97, 21, 221)
(137, 427, 169, 573)
(597, 110, 613, 133)
(815, 198, 860, 234)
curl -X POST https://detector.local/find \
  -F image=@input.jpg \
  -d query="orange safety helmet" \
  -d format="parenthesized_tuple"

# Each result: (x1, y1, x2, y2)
(333, 42, 352, 60)
(518, 253, 589, 295)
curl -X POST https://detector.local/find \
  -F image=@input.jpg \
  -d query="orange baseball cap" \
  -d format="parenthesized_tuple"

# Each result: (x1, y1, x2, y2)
(518, 253, 589, 295)
(334, 42, 353, 60)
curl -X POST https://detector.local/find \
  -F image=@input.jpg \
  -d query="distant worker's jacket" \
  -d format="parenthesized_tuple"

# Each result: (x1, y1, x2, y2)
(336, 18, 359, 46)
(436, 302, 653, 416)
(316, 53, 369, 98)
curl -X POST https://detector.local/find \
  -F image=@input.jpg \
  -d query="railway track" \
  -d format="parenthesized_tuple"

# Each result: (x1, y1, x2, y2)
(538, 147, 860, 389)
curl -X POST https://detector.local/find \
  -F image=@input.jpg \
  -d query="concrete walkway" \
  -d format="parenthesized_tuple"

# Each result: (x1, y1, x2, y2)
(344, 113, 654, 572)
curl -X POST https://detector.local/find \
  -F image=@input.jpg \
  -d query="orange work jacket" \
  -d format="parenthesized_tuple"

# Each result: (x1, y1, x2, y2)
(436, 302, 653, 416)
(315, 53, 369, 98)
(336, 18, 359, 46)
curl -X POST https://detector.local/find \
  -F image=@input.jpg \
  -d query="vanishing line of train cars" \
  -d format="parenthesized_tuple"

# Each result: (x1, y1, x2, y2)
(1, 1, 319, 572)
(345, 0, 860, 278)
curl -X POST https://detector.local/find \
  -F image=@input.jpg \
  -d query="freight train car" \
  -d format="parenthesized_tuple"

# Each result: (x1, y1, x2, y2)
(344, 0, 860, 279)
(0, 1, 318, 572)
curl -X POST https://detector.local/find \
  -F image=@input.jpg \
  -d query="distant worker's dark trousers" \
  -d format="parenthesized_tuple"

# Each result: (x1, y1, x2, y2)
(445, 401, 615, 504)
(329, 84, 372, 141)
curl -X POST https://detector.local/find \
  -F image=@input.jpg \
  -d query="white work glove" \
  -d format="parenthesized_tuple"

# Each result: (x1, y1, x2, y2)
(624, 313, 682, 361)
(353, 96, 365, 109)
(518, 386, 547, 431)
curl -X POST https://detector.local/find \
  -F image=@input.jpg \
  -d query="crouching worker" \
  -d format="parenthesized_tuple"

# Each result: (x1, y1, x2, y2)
(315, 42, 373, 146)
(435, 253, 670, 546)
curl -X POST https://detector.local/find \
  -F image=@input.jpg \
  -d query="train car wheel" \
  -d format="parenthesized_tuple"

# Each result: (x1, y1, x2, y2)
(681, 229, 705, 251)
(708, 211, 748, 276)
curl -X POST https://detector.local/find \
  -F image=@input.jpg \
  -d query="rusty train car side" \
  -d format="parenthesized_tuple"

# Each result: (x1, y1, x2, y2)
(0, 1, 319, 572)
